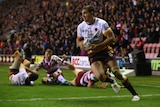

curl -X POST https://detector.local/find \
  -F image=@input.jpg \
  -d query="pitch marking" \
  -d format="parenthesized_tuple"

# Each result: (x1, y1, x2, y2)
(0, 94, 160, 102)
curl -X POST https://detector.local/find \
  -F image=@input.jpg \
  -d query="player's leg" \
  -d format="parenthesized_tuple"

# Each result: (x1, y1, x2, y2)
(90, 61, 105, 82)
(68, 78, 76, 86)
(52, 71, 71, 85)
(9, 51, 23, 85)
(107, 59, 140, 101)
(41, 77, 59, 85)
(9, 51, 23, 70)
(102, 71, 121, 93)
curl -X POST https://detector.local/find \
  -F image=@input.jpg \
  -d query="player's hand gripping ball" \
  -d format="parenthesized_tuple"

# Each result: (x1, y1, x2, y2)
(83, 39, 92, 51)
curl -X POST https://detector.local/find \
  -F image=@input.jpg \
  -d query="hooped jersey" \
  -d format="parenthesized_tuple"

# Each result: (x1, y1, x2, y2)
(79, 70, 98, 86)
(37, 58, 61, 75)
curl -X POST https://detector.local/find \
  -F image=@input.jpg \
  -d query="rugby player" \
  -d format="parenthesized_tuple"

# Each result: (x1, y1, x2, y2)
(34, 49, 71, 85)
(76, 5, 140, 101)
(8, 50, 39, 85)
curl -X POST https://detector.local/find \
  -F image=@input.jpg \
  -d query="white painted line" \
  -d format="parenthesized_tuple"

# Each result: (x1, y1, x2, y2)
(0, 94, 160, 102)
(138, 84, 160, 88)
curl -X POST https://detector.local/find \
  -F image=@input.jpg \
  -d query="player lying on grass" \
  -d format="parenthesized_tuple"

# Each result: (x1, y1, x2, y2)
(8, 50, 39, 86)
(33, 49, 71, 85)
(52, 55, 123, 92)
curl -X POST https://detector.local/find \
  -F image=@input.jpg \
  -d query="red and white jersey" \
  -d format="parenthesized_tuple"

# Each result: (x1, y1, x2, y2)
(78, 70, 98, 86)
(37, 58, 62, 76)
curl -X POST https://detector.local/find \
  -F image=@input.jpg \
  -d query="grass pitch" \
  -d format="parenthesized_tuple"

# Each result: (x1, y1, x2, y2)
(0, 64, 160, 107)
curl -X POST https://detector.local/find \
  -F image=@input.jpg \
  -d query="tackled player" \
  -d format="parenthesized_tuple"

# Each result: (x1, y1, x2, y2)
(8, 50, 39, 86)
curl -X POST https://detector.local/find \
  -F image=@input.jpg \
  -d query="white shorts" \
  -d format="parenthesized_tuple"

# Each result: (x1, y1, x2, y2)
(9, 68, 28, 85)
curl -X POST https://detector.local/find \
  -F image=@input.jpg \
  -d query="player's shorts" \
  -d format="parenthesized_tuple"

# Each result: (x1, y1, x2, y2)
(75, 71, 86, 86)
(88, 48, 116, 65)
(9, 69, 28, 85)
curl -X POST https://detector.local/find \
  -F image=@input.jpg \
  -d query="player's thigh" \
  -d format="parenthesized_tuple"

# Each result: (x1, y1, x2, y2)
(69, 78, 76, 86)
(107, 59, 119, 67)
(91, 61, 104, 78)
(107, 60, 120, 73)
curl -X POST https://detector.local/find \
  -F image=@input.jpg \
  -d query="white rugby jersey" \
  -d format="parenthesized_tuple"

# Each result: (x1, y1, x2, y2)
(77, 17, 109, 44)
(80, 70, 98, 86)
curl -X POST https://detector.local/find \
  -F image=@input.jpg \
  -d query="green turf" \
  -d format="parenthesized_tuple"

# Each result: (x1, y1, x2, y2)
(0, 64, 160, 107)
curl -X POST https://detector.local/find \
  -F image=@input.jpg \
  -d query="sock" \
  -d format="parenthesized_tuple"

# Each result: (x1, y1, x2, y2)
(122, 79, 138, 95)
(105, 77, 114, 84)
(57, 75, 66, 83)
(103, 73, 114, 83)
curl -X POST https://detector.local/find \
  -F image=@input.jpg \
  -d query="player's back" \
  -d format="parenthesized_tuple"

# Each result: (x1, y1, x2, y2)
(80, 70, 98, 86)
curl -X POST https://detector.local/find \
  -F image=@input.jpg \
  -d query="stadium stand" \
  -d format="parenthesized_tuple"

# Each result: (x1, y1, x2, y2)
(143, 43, 160, 58)
(0, 0, 159, 58)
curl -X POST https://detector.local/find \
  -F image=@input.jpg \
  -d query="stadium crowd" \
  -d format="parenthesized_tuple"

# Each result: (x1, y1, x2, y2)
(0, 0, 159, 56)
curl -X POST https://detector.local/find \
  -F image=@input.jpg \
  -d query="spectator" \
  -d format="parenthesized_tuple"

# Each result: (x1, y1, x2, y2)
(0, 0, 159, 56)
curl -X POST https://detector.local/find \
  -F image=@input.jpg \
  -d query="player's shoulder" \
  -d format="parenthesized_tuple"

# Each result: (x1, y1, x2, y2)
(95, 17, 107, 24)
(37, 58, 46, 64)
(78, 21, 87, 28)
(96, 18, 110, 29)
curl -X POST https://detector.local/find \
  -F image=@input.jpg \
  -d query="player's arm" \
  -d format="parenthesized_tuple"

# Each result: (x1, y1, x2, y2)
(62, 54, 75, 70)
(24, 66, 39, 75)
(90, 28, 116, 52)
(65, 61, 76, 71)
(76, 35, 85, 50)
(33, 66, 40, 72)
(100, 28, 116, 48)
(87, 81, 107, 88)
(119, 47, 126, 62)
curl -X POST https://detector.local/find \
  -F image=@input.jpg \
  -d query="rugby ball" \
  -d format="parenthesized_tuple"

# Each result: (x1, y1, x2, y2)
(83, 39, 91, 50)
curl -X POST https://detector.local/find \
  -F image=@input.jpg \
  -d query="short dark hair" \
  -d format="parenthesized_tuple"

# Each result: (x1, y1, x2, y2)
(83, 5, 94, 13)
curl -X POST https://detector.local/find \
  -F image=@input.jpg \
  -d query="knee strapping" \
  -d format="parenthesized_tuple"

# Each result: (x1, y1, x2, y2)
(111, 66, 120, 72)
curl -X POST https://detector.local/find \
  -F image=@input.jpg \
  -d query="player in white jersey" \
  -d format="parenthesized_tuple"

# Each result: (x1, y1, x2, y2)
(8, 50, 39, 86)
(52, 55, 122, 92)
(76, 5, 140, 101)
(34, 49, 71, 85)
